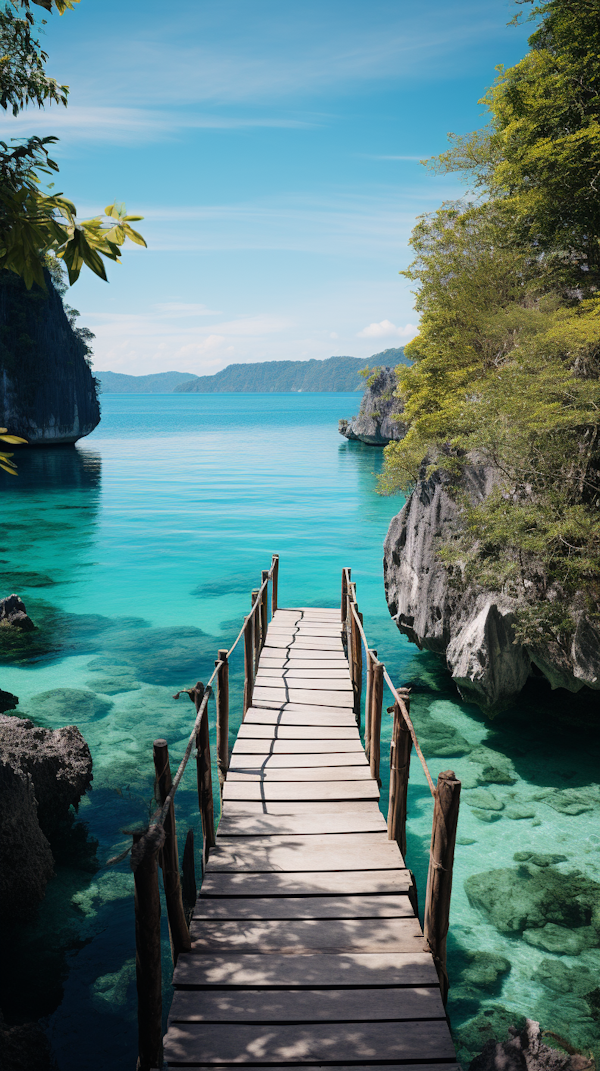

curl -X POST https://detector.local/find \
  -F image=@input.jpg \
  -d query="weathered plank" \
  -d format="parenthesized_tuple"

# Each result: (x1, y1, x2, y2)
(169, 986, 444, 1023)
(259, 656, 349, 670)
(252, 686, 354, 709)
(244, 706, 356, 726)
(276, 607, 340, 617)
(188, 917, 425, 954)
(229, 738, 365, 754)
(221, 800, 382, 816)
(205, 832, 402, 872)
(236, 726, 359, 741)
(263, 642, 344, 655)
(172, 951, 439, 988)
(163, 1018, 455, 1064)
(228, 750, 368, 768)
(267, 624, 343, 637)
(227, 766, 373, 782)
(254, 674, 353, 692)
(256, 667, 352, 680)
(222, 780, 380, 802)
(192, 894, 412, 920)
(217, 811, 387, 837)
(199, 870, 410, 897)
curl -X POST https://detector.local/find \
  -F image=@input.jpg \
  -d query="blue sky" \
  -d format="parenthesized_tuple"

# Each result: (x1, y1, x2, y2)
(4, 0, 530, 375)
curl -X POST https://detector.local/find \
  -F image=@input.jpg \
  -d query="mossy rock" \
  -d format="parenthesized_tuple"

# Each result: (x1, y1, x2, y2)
(465, 788, 504, 811)
(454, 1004, 526, 1066)
(29, 688, 113, 722)
(464, 863, 600, 934)
(523, 923, 597, 955)
(533, 958, 598, 996)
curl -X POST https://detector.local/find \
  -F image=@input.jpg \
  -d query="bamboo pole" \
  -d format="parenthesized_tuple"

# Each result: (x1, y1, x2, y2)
(387, 692, 412, 859)
(182, 828, 196, 920)
(271, 554, 279, 616)
(424, 770, 461, 1006)
(364, 649, 376, 762)
(190, 683, 216, 863)
(251, 590, 260, 673)
(243, 616, 253, 718)
(152, 740, 191, 962)
(133, 830, 163, 1071)
(369, 659, 383, 784)
(261, 569, 269, 649)
(215, 649, 229, 790)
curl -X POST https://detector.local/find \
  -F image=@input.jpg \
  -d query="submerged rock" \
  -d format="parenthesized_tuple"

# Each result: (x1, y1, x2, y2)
(29, 688, 113, 723)
(464, 863, 600, 941)
(383, 462, 600, 713)
(339, 366, 407, 445)
(468, 1018, 594, 1071)
(0, 594, 35, 631)
(0, 715, 92, 918)
(0, 687, 18, 714)
(523, 923, 596, 955)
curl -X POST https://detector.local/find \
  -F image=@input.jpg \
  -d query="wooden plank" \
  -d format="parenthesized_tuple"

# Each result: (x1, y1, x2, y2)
(198, 870, 410, 897)
(221, 800, 382, 816)
(227, 766, 373, 782)
(192, 894, 412, 920)
(259, 656, 348, 670)
(277, 607, 340, 617)
(256, 668, 352, 680)
(228, 739, 365, 754)
(244, 707, 356, 726)
(206, 833, 402, 873)
(254, 675, 353, 692)
(217, 811, 386, 837)
(169, 986, 444, 1023)
(252, 686, 354, 709)
(173, 950, 439, 988)
(163, 1019, 455, 1064)
(222, 780, 380, 802)
(236, 725, 359, 740)
(263, 641, 344, 655)
(267, 623, 343, 635)
(188, 917, 425, 954)
(228, 751, 368, 768)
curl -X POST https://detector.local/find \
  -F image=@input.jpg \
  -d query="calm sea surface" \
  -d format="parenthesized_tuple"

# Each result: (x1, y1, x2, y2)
(1, 393, 599, 1069)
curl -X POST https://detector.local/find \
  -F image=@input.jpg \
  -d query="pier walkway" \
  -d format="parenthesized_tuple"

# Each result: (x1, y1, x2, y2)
(162, 603, 458, 1069)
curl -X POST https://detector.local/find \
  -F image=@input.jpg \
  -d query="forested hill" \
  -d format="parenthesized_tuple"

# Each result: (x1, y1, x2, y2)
(96, 370, 200, 393)
(174, 350, 406, 393)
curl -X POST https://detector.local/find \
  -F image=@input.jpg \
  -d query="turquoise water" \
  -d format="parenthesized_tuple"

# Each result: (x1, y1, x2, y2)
(1, 393, 599, 1069)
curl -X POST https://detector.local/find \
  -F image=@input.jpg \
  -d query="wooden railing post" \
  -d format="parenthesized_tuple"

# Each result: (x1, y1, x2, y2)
(215, 650, 229, 790)
(341, 567, 350, 624)
(350, 605, 363, 727)
(261, 570, 269, 648)
(365, 649, 376, 762)
(387, 691, 412, 859)
(182, 828, 196, 920)
(251, 590, 260, 672)
(424, 770, 461, 1006)
(271, 554, 279, 616)
(190, 683, 216, 863)
(153, 739, 191, 962)
(243, 616, 254, 718)
(133, 830, 163, 1071)
(369, 659, 383, 784)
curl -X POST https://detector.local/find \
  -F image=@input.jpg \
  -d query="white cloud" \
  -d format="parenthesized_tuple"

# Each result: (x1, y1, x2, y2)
(330, 332, 338, 339)
(357, 320, 419, 339)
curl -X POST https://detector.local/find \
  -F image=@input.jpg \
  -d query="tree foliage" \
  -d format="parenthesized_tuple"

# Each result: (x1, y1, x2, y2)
(382, 0, 600, 640)
(0, 0, 146, 288)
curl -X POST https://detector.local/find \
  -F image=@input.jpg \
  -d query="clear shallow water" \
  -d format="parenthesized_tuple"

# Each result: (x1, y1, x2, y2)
(0, 393, 599, 1069)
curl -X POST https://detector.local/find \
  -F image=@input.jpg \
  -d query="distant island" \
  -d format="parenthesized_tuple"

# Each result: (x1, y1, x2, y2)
(96, 349, 407, 394)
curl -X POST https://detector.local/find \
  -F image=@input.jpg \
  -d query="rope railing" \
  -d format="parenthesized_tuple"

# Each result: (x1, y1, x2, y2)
(341, 565, 460, 1010)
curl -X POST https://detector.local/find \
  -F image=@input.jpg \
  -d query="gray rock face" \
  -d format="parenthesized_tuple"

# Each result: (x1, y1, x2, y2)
(0, 593, 35, 631)
(383, 462, 600, 711)
(0, 715, 93, 918)
(0, 270, 100, 444)
(339, 366, 407, 445)
(469, 1019, 593, 1071)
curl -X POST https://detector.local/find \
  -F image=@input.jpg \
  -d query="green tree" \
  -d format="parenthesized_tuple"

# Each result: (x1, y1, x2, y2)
(0, 0, 146, 289)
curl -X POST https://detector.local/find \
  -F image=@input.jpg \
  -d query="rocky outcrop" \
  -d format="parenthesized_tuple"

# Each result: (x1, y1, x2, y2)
(339, 366, 407, 445)
(0, 270, 100, 444)
(469, 1019, 594, 1071)
(0, 716, 93, 918)
(0, 688, 18, 714)
(383, 464, 600, 712)
(0, 594, 35, 631)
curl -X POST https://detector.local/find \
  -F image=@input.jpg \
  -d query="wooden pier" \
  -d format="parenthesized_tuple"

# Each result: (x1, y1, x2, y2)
(129, 560, 460, 1070)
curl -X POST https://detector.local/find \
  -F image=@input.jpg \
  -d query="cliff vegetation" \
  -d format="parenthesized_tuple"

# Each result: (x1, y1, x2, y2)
(381, 0, 600, 653)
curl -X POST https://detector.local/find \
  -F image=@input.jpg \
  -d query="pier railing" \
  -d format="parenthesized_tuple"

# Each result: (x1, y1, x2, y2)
(126, 555, 460, 1071)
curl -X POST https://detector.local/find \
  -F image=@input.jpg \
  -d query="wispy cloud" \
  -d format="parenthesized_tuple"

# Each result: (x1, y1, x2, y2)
(357, 319, 418, 340)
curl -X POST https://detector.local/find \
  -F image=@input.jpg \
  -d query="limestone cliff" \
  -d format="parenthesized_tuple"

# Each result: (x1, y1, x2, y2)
(339, 366, 407, 445)
(383, 464, 600, 712)
(0, 271, 100, 444)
